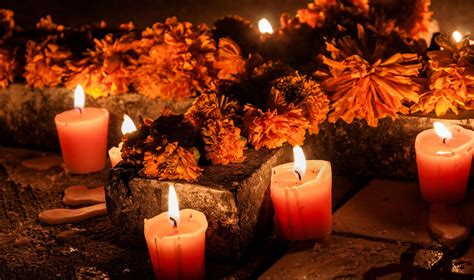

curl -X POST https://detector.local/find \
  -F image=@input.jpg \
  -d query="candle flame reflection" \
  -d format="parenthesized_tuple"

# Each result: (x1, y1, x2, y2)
(74, 85, 85, 109)
(293, 145, 306, 181)
(168, 185, 180, 227)
(452, 30, 462, 43)
(433, 122, 453, 141)
(121, 114, 137, 135)
(258, 18, 273, 34)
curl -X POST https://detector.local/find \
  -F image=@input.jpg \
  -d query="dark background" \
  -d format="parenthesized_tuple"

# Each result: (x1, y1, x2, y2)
(2, 0, 474, 34)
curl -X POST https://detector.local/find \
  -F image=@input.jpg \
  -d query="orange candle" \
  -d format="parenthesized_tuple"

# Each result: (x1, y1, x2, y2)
(144, 185, 208, 280)
(415, 122, 474, 204)
(271, 146, 332, 240)
(108, 114, 136, 168)
(55, 85, 109, 174)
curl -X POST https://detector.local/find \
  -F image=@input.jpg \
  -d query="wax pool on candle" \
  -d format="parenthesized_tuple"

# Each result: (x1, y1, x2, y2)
(55, 85, 109, 174)
(144, 186, 208, 280)
(271, 146, 332, 240)
(415, 123, 474, 204)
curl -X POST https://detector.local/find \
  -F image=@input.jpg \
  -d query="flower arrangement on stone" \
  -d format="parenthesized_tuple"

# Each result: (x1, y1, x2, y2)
(411, 35, 474, 116)
(120, 60, 330, 180)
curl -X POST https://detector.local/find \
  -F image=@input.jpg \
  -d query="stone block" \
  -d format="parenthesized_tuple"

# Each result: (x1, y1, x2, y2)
(316, 112, 474, 179)
(0, 84, 193, 151)
(105, 136, 360, 260)
(333, 179, 433, 243)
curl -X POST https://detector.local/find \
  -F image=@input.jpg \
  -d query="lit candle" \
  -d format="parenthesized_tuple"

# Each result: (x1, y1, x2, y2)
(270, 146, 332, 240)
(415, 122, 474, 204)
(108, 114, 136, 167)
(55, 85, 109, 174)
(144, 185, 208, 279)
(452, 30, 462, 43)
(258, 18, 274, 34)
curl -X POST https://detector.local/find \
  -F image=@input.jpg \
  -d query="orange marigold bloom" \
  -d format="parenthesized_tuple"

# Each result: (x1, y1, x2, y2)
(214, 38, 246, 82)
(0, 9, 15, 41)
(25, 39, 73, 88)
(244, 105, 308, 150)
(374, 0, 432, 39)
(142, 142, 202, 181)
(134, 17, 216, 100)
(66, 33, 138, 98)
(0, 48, 17, 88)
(36, 15, 64, 32)
(271, 73, 329, 134)
(319, 25, 422, 127)
(185, 92, 239, 126)
(201, 118, 246, 165)
(296, 0, 368, 28)
(411, 35, 474, 115)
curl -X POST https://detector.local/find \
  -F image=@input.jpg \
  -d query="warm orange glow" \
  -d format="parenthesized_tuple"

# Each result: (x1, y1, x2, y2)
(434, 122, 453, 140)
(258, 18, 273, 34)
(168, 185, 180, 226)
(452, 31, 462, 43)
(74, 85, 85, 109)
(293, 145, 306, 180)
(121, 114, 137, 135)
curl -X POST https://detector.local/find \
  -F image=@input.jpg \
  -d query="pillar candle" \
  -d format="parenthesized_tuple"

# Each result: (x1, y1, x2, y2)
(55, 85, 109, 174)
(144, 185, 208, 280)
(270, 146, 332, 240)
(108, 114, 136, 168)
(415, 122, 474, 204)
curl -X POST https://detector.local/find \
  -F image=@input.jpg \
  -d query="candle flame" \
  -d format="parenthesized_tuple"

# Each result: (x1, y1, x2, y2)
(433, 122, 453, 141)
(74, 85, 85, 109)
(258, 18, 273, 34)
(293, 145, 306, 181)
(168, 185, 180, 227)
(121, 114, 137, 135)
(452, 30, 462, 43)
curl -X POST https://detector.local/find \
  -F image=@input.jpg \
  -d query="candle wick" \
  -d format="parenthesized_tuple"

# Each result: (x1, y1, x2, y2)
(295, 170, 302, 181)
(443, 138, 446, 144)
(75, 107, 83, 115)
(169, 217, 178, 229)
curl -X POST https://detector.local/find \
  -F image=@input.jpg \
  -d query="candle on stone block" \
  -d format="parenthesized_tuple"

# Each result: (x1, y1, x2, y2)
(108, 114, 136, 167)
(144, 185, 208, 280)
(270, 146, 332, 240)
(55, 85, 109, 174)
(415, 122, 474, 204)
(258, 18, 273, 34)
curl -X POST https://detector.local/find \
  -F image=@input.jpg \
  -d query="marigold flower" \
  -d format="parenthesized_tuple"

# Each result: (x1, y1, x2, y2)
(25, 39, 73, 88)
(0, 48, 17, 88)
(244, 106, 308, 150)
(142, 142, 202, 181)
(201, 119, 246, 165)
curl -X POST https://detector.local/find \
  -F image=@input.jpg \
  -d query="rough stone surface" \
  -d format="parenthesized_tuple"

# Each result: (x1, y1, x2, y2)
(0, 84, 193, 151)
(261, 234, 474, 279)
(260, 235, 409, 279)
(333, 179, 433, 244)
